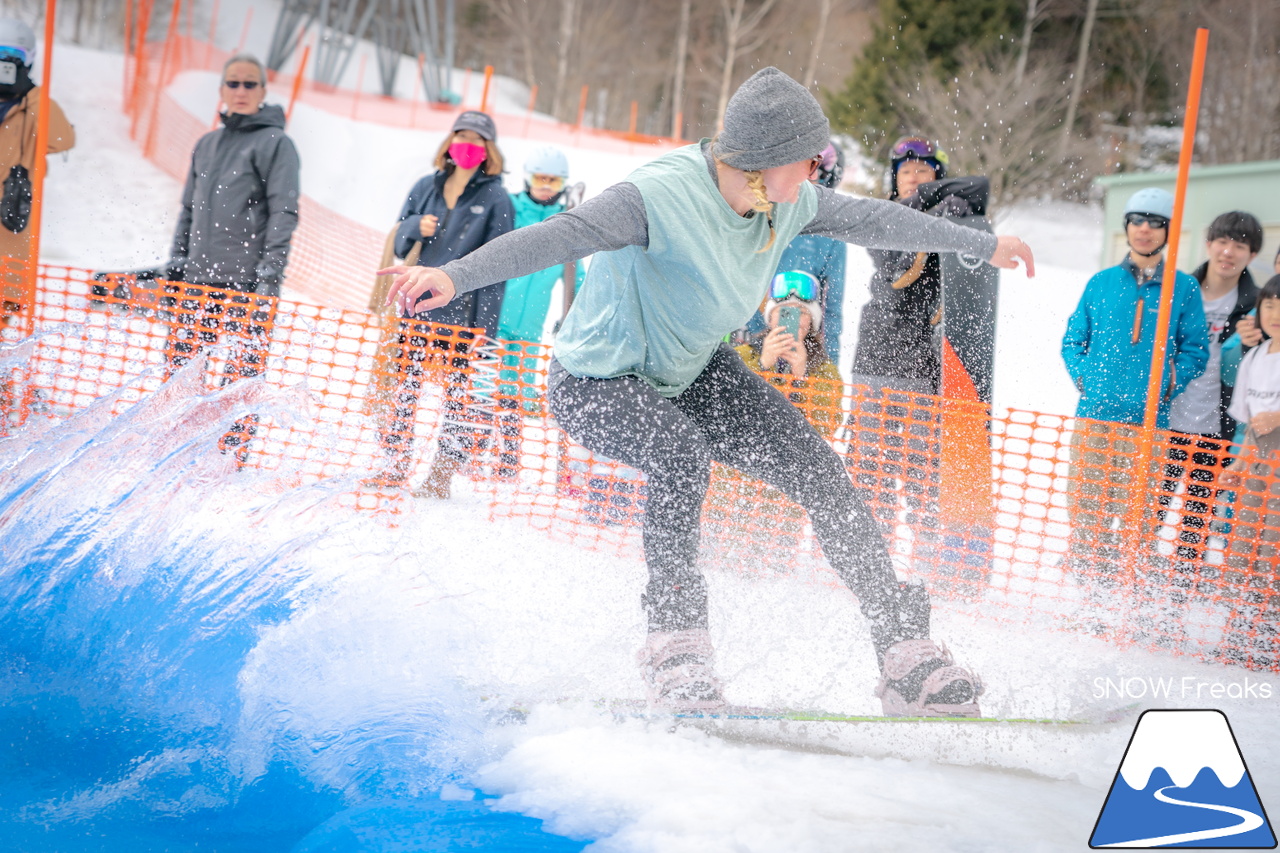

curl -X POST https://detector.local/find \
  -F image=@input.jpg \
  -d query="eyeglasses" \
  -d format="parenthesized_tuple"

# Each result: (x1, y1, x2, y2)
(0, 46, 28, 64)
(1125, 212, 1169, 230)
(770, 270, 820, 302)
(223, 80, 261, 90)
(529, 174, 565, 190)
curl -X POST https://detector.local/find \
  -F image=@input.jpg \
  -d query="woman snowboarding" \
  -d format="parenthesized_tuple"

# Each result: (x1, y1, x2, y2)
(381, 68, 1035, 716)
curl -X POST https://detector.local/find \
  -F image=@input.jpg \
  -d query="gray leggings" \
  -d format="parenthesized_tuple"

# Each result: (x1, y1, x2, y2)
(548, 344, 928, 664)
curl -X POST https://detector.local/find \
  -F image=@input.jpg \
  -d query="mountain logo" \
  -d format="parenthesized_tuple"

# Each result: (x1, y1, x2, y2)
(1090, 709, 1276, 848)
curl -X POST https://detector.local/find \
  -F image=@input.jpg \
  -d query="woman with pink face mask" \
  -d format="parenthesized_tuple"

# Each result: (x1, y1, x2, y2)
(377, 111, 515, 496)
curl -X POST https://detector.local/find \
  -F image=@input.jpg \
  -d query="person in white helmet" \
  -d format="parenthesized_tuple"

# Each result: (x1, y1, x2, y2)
(1061, 187, 1209, 593)
(0, 17, 74, 325)
(494, 146, 584, 409)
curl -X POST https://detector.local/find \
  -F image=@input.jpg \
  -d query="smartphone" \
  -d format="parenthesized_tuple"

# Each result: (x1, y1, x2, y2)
(777, 305, 802, 339)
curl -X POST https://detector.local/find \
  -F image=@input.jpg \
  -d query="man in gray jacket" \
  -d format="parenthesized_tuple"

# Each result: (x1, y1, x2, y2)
(165, 54, 300, 462)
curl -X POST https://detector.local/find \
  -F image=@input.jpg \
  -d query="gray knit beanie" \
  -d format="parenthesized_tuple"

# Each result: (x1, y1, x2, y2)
(713, 67, 830, 172)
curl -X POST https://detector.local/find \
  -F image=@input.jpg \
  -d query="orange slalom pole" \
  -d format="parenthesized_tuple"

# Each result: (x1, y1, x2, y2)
(479, 65, 493, 114)
(21, 0, 58, 338)
(1119, 27, 1209, 599)
(286, 44, 310, 123)
(1142, 27, 1209, 429)
(123, 0, 134, 105)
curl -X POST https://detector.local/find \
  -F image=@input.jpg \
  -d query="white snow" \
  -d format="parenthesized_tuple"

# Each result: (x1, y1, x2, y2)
(26, 39, 1280, 853)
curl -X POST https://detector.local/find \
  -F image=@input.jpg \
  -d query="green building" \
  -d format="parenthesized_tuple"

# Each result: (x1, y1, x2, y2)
(1096, 159, 1280, 281)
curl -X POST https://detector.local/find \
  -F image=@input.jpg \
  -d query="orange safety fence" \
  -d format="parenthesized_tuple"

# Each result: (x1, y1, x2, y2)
(3, 266, 1278, 675)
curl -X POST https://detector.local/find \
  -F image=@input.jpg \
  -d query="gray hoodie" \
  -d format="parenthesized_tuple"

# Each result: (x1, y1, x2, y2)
(170, 104, 300, 293)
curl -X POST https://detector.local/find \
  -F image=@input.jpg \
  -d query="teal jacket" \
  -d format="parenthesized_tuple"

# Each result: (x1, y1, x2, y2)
(1061, 257, 1209, 427)
(495, 192, 585, 344)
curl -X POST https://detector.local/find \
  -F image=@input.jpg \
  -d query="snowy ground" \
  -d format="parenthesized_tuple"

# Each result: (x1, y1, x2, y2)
(18, 41, 1280, 853)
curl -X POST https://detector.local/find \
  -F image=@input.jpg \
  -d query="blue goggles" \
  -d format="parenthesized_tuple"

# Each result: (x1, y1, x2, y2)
(769, 270, 820, 302)
(0, 46, 29, 65)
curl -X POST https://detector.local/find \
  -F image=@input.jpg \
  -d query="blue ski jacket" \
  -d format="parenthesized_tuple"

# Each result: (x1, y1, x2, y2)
(1061, 257, 1209, 428)
(496, 191, 585, 344)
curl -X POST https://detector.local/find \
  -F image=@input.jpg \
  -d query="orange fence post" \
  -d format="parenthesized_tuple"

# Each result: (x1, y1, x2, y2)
(479, 65, 493, 114)
(123, 0, 134, 105)
(234, 6, 252, 52)
(352, 54, 366, 120)
(575, 84, 588, 131)
(205, 0, 219, 67)
(673, 109, 683, 143)
(1122, 27, 1210, 574)
(628, 100, 637, 139)
(128, 0, 155, 134)
(523, 83, 538, 136)
(410, 53, 424, 127)
(286, 44, 310, 123)
(20, 0, 58, 339)
(143, 0, 183, 159)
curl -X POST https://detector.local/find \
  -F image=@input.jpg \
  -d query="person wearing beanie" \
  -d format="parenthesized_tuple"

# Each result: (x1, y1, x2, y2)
(0, 17, 74, 325)
(381, 67, 1035, 718)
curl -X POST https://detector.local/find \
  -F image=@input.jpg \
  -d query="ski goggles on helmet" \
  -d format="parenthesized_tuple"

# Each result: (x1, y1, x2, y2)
(0, 46, 28, 65)
(1124, 212, 1169, 230)
(891, 136, 949, 167)
(770, 270, 820, 303)
(528, 173, 565, 190)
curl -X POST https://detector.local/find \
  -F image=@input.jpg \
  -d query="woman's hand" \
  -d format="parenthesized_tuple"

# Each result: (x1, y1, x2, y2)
(989, 236, 1036, 277)
(1251, 410, 1280, 436)
(761, 327, 806, 377)
(419, 214, 439, 239)
(379, 264, 456, 316)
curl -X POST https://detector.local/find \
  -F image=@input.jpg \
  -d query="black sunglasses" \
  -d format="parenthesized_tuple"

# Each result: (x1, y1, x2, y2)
(1125, 212, 1169, 230)
(223, 80, 260, 90)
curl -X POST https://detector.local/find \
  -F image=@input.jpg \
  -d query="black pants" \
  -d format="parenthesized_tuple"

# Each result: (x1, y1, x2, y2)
(164, 282, 275, 458)
(1160, 433, 1229, 562)
(549, 345, 925, 664)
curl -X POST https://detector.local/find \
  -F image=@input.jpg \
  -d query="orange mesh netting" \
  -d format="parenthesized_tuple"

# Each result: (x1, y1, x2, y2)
(3, 267, 1276, 674)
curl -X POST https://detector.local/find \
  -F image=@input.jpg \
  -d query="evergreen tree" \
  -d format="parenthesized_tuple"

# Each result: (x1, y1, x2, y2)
(827, 0, 1023, 158)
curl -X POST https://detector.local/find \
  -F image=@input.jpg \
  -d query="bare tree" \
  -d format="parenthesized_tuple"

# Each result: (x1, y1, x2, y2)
(1193, 0, 1280, 164)
(550, 0, 578, 119)
(800, 0, 835, 88)
(890, 49, 1102, 212)
(714, 0, 780, 126)
(1059, 0, 1100, 156)
(488, 0, 549, 96)
(671, 0, 691, 136)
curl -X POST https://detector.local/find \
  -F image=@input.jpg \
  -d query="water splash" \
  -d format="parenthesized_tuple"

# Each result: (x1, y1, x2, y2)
(0, 356, 587, 851)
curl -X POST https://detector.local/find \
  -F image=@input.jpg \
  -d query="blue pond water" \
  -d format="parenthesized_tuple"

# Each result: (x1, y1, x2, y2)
(0, 354, 589, 851)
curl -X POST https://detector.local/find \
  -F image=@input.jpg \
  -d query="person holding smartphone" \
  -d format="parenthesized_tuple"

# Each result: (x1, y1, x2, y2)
(736, 271, 843, 437)
(380, 67, 1035, 717)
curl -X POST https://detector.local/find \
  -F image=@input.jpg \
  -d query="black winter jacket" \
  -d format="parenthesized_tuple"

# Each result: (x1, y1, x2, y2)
(852, 177, 989, 389)
(1191, 261, 1261, 440)
(394, 168, 514, 331)
(170, 105, 300, 293)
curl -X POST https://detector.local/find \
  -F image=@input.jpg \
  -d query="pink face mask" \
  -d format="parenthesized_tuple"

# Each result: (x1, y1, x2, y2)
(449, 142, 487, 170)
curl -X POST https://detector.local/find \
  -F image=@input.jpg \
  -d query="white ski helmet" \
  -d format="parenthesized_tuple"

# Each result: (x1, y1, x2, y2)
(524, 146, 569, 180)
(0, 18, 35, 66)
(1123, 187, 1174, 221)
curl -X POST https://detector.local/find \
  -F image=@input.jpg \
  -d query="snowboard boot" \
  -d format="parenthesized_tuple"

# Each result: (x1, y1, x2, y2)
(875, 638, 983, 717)
(637, 629, 725, 712)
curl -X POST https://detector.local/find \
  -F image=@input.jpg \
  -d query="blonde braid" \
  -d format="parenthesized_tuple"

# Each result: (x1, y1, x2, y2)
(743, 170, 776, 252)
